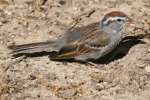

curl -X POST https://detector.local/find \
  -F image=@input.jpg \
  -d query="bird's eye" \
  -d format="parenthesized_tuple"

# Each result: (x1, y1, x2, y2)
(117, 19, 122, 22)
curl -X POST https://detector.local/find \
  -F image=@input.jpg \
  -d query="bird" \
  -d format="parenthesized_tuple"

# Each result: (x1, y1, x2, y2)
(8, 11, 131, 62)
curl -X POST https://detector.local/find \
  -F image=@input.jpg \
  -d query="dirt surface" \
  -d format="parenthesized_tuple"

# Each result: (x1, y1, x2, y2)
(0, 0, 150, 100)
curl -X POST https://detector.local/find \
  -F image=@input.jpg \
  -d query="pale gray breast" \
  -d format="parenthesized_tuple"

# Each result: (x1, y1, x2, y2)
(101, 28, 122, 56)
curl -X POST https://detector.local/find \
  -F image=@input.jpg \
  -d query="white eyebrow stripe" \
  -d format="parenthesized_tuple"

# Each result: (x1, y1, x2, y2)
(103, 17, 126, 25)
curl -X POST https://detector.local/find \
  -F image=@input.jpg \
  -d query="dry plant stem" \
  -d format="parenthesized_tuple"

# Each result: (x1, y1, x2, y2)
(87, 62, 104, 69)
(5, 56, 27, 72)
(69, 9, 96, 30)
(134, 27, 150, 35)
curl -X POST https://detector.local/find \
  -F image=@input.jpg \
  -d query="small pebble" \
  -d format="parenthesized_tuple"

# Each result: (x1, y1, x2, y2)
(145, 66, 150, 73)
(58, 88, 77, 98)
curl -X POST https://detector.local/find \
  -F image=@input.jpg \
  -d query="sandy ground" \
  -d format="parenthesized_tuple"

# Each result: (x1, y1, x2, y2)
(0, 0, 150, 100)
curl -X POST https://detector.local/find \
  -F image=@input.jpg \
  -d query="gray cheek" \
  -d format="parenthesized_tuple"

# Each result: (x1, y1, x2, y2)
(110, 22, 123, 32)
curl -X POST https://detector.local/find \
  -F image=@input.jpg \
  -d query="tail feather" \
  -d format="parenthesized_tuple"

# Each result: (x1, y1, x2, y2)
(8, 41, 60, 55)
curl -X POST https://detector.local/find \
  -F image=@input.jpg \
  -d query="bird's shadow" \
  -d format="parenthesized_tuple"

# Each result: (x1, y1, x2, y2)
(13, 34, 146, 64)
(94, 34, 146, 64)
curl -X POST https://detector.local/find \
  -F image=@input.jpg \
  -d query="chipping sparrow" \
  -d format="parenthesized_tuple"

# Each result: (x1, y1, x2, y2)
(8, 11, 131, 61)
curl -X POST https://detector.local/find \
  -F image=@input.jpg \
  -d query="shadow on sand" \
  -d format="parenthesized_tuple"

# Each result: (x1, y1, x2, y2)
(95, 35, 145, 64)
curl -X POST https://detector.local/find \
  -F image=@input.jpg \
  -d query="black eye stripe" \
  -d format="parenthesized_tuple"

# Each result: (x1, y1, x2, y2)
(104, 20, 118, 25)
(102, 16, 126, 25)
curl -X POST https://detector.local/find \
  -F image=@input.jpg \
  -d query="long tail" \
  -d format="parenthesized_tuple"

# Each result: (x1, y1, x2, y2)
(8, 41, 61, 55)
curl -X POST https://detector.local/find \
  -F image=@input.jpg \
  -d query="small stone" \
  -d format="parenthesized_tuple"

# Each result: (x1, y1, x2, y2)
(145, 66, 150, 73)
(58, 88, 77, 98)
(95, 83, 105, 91)
(136, 62, 146, 68)
(58, 0, 66, 5)
(148, 47, 150, 53)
